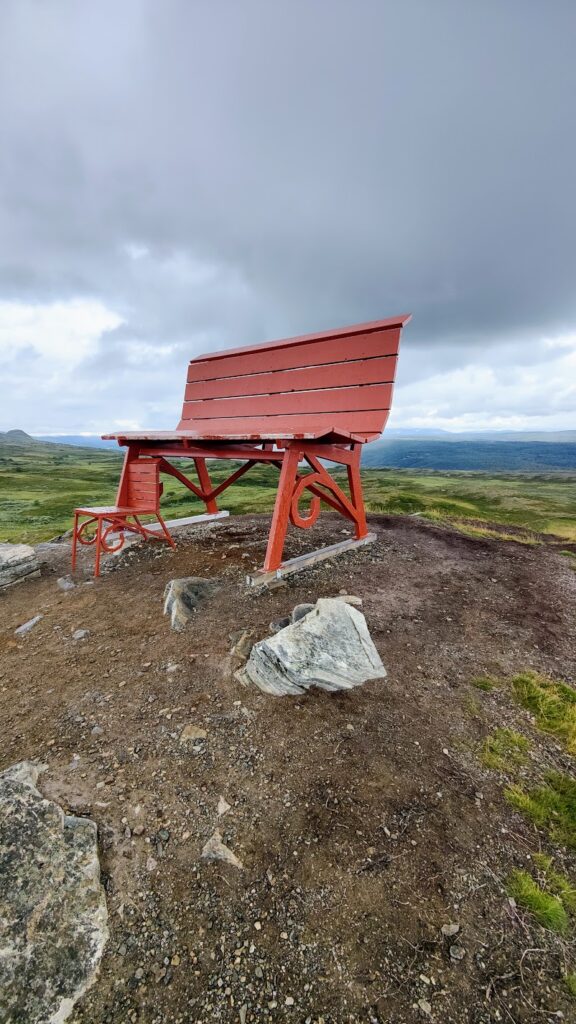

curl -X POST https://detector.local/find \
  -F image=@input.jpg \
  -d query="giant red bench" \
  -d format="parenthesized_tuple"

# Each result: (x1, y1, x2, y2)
(73, 315, 411, 578)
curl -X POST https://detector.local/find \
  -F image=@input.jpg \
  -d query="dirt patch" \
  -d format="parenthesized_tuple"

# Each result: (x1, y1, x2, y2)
(1, 513, 576, 1023)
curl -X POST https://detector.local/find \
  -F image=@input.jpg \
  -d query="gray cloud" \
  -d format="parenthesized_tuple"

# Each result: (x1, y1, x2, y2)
(1, 0, 575, 432)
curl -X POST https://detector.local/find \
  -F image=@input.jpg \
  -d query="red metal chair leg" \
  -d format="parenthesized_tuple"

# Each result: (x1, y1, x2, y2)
(156, 513, 176, 549)
(94, 516, 104, 578)
(263, 447, 301, 572)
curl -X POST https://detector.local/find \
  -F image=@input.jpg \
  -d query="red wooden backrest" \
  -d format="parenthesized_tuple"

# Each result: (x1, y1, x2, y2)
(178, 315, 411, 443)
(116, 459, 161, 511)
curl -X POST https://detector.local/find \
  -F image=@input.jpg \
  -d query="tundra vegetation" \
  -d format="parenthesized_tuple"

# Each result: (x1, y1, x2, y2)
(1, 437, 575, 544)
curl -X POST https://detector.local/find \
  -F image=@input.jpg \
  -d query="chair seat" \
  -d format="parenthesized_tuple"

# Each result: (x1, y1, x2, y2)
(75, 505, 157, 515)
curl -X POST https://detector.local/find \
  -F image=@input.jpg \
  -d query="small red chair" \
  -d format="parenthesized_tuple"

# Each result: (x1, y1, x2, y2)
(72, 457, 175, 577)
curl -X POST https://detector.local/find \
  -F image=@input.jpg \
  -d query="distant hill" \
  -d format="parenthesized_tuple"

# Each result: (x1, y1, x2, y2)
(35, 434, 117, 449)
(385, 429, 576, 443)
(0, 429, 40, 446)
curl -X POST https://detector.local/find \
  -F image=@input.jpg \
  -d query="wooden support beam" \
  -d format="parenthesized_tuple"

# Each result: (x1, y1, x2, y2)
(246, 532, 376, 587)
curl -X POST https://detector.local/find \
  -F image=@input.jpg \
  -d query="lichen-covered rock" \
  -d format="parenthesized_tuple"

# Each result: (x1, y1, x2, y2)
(239, 597, 386, 696)
(0, 542, 40, 589)
(163, 576, 220, 631)
(0, 761, 108, 1023)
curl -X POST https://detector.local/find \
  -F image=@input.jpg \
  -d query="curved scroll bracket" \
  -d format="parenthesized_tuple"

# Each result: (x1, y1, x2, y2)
(289, 473, 322, 528)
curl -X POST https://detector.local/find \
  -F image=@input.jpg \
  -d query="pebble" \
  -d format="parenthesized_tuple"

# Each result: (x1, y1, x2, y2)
(285, 996, 295, 1006)
(441, 922, 460, 937)
(72, 628, 89, 641)
(418, 999, 432, 1015)
(254, 921, 262, 931)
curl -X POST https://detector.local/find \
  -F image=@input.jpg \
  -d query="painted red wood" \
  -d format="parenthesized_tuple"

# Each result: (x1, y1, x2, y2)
(174, 410, 388, 440)
(184, 354, 397, 401)
(186, 328, 400, 383)
(193, 315, 410, 362)
(94, 315, 411, 574)
(180, 383, 392, 421)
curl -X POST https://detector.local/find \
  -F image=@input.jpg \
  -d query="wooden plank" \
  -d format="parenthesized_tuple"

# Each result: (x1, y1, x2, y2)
(184, 354, 397, 401)
(187, 328, 400, 383)
(144, 510, 229, 532)
(181, 384, 392, 420)
(176, 411, 388, 439)
(246, 532, 377, 587)
(194, 315, 411, 361)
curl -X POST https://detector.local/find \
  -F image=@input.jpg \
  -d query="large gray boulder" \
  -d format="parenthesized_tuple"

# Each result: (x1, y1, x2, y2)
(239, 597, 386, 696)
(0, 543, 40, 589)
(163, 576, 220, 631)
(0, 762, 108, 1023)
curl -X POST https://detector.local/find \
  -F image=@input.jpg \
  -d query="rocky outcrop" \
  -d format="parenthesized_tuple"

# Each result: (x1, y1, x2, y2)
(0, 542, 40, 589)
(163, 576, 220, 631)
(239, 597, 386, 696)
(0, 761, 108, 1023)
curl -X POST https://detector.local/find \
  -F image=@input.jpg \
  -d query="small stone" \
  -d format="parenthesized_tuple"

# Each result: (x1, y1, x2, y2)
(179, 724, 207, 745)
(163, 577, 220, 631)
(91, 725, 103, 736)
(254, 921, 262, 930)
(134, 968, 144, 980)
(441, 922, 460, 937)
(57, 575, 76, 591)
(72, 629, 89, 641)
(132, 825, 145, 836)
(255, 966, 263, 979)
(171, 954, 180, 966)
(285, 996, 295, 1006)
(269, 616, 291, 634)
(239, 1005, 248, 1024)
(146, 856, 158, 872)
(449, 944, 466, 961)
(201, 831, 243, 869)
(15, 615, 43, 636)
(291, 603, 315, 623)
(217, 796, 231, 817)
(418, 999, 432, 1016)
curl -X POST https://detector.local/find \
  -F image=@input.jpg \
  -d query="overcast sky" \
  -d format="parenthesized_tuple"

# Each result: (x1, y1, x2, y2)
(1, 0, 575, 435)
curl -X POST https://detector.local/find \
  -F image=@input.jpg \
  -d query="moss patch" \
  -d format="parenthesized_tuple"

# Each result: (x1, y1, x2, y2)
(482, 728, 530, 771)
(506, 869, 568, 932)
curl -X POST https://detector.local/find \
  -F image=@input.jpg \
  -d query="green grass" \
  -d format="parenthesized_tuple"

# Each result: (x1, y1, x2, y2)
(506, 869, 568, 932)
(482, 728, 530, 771)
(506, 772, 576, 849)
(1, 440, 576, 544)
(565, 972, 576, 997)
(472, 676, 498, 692)
(533, 854, 576, 912)
(511, 672, 576, 755)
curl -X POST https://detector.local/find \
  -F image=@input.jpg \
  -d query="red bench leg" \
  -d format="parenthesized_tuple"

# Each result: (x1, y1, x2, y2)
(347, 446, 368, 539)
(263, 447, 302, 572)
(194, 458, 219, 514)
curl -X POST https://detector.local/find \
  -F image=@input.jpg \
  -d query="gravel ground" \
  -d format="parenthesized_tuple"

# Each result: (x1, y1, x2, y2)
(1, 512, 576, 1023)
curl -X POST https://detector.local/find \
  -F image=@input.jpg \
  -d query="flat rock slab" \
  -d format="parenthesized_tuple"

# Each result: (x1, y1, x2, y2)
(0, 762, 108, 1024)
(163, 576, 220, 631)
(239, 597, 386, 696)
(0, 542, 40, 589)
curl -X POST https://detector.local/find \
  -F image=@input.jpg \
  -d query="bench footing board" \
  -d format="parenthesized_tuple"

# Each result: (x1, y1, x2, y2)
(246, 532, 377, 588)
